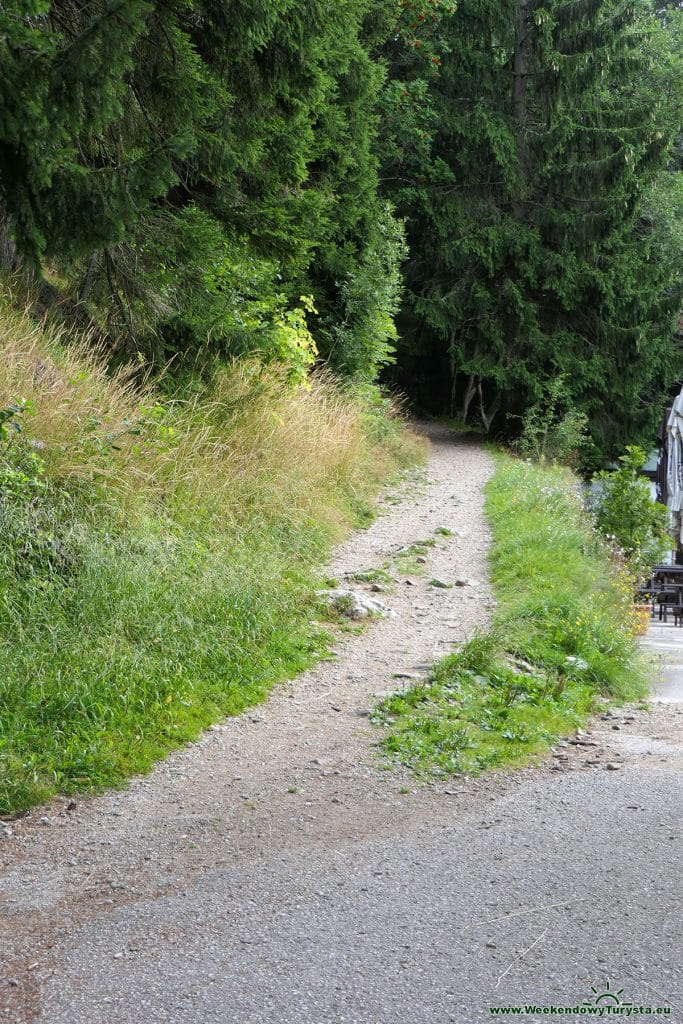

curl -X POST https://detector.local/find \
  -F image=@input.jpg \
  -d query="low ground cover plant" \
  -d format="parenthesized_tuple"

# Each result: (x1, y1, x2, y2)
(373, 454, 648, 777)
(0, 300, 422, 813)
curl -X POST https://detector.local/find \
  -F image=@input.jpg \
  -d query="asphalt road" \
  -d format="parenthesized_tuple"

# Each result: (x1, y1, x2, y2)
(36, 740, 682, 1024)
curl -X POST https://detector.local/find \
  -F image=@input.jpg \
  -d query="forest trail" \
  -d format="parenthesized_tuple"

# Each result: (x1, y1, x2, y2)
(1, 426, 681, 1024)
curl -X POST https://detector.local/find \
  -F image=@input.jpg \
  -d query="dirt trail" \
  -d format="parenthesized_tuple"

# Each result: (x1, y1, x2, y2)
(1, 425, 681, 1024)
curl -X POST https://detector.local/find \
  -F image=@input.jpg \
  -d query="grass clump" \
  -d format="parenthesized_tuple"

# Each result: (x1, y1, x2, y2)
(347, 567, 393, 587)
(391, 538, 437, 576)
(373, 453, 647, 778)
(0, 298, 424, 812)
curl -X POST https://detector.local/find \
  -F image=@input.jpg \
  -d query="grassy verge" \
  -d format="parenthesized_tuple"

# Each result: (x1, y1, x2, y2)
(372, 453, 648, 777)
(0, 297, 423, 813)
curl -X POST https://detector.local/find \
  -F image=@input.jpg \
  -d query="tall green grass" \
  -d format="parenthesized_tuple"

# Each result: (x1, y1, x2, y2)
(373, 454, 648, 777)
(0, 298, 423, 812)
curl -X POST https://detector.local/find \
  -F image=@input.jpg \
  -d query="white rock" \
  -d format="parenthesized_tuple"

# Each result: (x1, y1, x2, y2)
(320, 588, 396, 619)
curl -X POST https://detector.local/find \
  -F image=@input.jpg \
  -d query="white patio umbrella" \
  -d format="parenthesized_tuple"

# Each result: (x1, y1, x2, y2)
(666, 389, 683, 541)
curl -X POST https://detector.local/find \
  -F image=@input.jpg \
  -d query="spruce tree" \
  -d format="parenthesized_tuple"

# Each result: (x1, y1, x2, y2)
(385, 0, 682, 459)
(1, 0, 409, 379)
(0, 0, 179, 264)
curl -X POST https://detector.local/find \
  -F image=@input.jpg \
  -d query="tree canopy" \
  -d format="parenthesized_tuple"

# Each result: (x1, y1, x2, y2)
(383, 0, 683, 460)
(0, 0, 681, 461)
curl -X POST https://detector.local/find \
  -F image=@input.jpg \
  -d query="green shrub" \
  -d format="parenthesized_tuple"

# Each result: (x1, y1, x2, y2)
(592, 445, 670, 583)
(513, 377, 590, 468)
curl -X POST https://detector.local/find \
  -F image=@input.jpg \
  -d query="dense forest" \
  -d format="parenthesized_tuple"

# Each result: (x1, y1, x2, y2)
(1, 0, 682, 459)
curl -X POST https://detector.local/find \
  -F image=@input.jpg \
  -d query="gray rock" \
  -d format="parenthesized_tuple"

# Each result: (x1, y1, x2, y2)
(318, 588, 396, 619)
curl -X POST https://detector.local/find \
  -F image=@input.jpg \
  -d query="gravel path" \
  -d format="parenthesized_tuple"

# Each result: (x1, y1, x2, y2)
(1, 426, 681, 1024)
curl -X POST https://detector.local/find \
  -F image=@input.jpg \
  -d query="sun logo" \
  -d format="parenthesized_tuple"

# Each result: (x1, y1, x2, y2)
(585, 980, 632, 1007)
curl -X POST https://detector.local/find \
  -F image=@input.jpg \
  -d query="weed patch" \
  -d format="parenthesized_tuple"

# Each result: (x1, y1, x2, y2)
(347, 567, 393, 587)
(391, 539, 436, 576)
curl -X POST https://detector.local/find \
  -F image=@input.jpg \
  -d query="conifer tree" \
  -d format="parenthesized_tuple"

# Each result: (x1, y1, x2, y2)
(0, 0, 178, 263)
(386, 0, 682, 459)
(1, 0, 409, 379)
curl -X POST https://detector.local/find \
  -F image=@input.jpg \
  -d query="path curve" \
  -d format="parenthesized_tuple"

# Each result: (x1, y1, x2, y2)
(1, 427, 681, 1023)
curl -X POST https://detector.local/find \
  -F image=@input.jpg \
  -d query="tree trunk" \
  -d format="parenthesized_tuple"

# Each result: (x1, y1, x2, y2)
(447, 330, 459, 415)
(477, 380, 501, 433)
(104, 248, 135, 341)
(460, 373, 477, 423)
(78, 251, 100, 303)
(0, 205, 17, 272)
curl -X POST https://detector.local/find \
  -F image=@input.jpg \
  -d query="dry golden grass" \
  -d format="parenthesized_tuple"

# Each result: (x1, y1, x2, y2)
(0, 294, 421, 530)
(0, 300, 154, 484)
(0, 291, 424, 813)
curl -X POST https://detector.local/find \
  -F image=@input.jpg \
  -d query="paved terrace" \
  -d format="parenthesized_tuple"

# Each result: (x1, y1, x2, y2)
(641, 617, 683, 702)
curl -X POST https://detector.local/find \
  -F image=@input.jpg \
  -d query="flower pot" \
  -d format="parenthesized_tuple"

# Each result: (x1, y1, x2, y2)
(632, 603, 652, 636)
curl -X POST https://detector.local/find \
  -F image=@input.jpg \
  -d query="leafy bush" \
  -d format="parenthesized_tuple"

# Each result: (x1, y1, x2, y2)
(318, 205, 407, 380)
(78, 201, 406, 385)
(513, 377, 590, 468)
(592, 445, 670, 583)
(79, 208, 320, 382)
